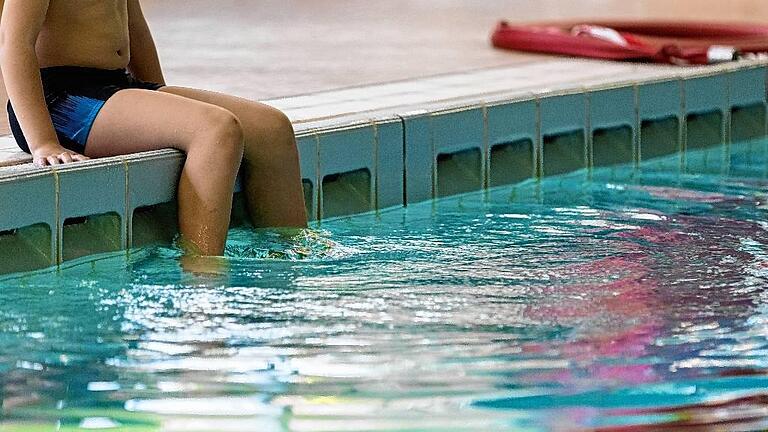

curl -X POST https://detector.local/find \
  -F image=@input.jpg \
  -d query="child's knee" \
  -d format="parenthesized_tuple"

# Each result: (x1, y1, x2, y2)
(211, 108, 244, 144)
(195, 107, 245, 158)
(265, 107, 295, 139)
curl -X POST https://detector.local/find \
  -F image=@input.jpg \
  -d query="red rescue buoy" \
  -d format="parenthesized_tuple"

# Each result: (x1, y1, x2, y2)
(491, 21, 768, 65)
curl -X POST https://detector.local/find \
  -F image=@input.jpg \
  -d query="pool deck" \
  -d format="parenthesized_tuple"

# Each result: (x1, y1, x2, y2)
(0, 0, 767, 276)
(2, 0, 768, 130)
(0, 59, 764, 165)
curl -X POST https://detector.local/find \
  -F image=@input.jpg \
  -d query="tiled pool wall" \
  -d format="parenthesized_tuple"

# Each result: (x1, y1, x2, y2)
(0, 65, 766, 276)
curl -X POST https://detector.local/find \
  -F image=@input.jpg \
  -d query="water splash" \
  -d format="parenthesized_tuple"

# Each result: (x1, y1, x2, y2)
(224, 227, 345, 260)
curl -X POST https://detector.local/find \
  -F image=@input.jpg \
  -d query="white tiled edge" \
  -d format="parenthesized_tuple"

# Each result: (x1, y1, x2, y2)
(1, 58, 765, 169)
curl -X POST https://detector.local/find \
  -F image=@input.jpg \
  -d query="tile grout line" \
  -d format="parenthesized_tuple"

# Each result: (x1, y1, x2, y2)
(679, 77, 687, 172)
(585, 87, 592, 176)
(765, 67, 768, 140)
(371, 120, 380, 211)
(429, 114, 436, 200)
(51, 167, 61, 266)
(534, 95, 543, 179)
(761, 67, 768, 150)
(396, 114, 409, 207)
(482, 103, 489, 190)
(313, 131, 321, 221)
(123, 158, 131, 250)
(724, 71, 733, 177)
(633, 82, 641, 166)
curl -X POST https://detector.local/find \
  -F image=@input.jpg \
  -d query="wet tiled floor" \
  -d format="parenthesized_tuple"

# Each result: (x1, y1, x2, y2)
(139, 0, 768, 99)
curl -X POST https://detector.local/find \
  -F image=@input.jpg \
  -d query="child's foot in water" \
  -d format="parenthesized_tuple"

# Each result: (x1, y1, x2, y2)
(225, 227, 338, 260)
(179, 254, 229, 276)
(175, 234, 229, 275)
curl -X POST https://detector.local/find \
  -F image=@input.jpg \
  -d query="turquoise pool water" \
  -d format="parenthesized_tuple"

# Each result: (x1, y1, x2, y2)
(2, 139, 768, 431)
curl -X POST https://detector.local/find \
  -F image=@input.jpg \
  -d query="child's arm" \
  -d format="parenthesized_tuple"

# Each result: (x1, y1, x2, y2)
(0, 0, 85, 165)
(127, 0, 165, 85)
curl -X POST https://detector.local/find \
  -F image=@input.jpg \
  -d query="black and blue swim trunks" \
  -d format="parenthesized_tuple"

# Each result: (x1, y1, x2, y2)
(7, 66, 163, 154)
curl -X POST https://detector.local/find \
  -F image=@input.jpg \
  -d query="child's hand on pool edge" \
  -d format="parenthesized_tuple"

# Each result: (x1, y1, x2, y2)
(32, 142, 90, 167)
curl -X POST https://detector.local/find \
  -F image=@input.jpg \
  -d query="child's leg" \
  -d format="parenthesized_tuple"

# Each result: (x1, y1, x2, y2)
(85, 89, 244, 256)
(158, 86, 307, 228)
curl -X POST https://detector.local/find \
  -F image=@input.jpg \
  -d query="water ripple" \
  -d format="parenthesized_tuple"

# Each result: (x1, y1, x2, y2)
(2, 141, 768, 430)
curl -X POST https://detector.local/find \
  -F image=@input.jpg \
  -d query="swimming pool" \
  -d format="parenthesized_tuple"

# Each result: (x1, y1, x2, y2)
(2, 138, 768, 431)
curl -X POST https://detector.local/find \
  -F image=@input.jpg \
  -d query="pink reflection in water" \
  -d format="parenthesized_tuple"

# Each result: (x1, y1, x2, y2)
(628, 186, 748, 204)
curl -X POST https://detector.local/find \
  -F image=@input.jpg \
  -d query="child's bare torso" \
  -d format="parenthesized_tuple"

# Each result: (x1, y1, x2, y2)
(36, 0, 130, 70)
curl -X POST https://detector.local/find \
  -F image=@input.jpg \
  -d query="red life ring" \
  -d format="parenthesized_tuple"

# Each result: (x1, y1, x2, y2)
(491, 21, 768, 65)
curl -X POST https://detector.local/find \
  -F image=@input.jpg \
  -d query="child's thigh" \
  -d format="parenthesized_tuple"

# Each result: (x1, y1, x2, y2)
(85, 88, 234, 158)
(159, 86, 288, 132)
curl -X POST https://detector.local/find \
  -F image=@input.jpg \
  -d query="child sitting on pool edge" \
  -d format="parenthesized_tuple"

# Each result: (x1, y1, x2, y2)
(0, 0, 308, 258)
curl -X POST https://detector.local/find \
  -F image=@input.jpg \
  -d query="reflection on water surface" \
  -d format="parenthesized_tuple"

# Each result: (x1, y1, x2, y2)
(2, 140, 768, 431)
